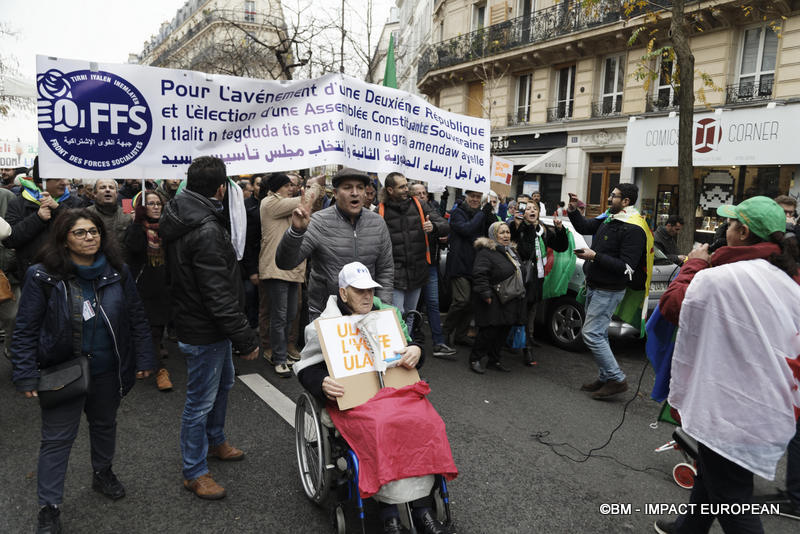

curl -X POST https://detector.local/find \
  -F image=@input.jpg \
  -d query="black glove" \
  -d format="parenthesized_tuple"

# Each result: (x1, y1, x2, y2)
(481, 202, 494, 216)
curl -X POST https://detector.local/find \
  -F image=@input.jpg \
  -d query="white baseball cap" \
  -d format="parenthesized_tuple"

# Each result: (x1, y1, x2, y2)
(338, 262, 382, 289)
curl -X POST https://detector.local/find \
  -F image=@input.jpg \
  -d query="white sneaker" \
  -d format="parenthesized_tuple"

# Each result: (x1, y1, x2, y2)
(274, 363, 292, 378)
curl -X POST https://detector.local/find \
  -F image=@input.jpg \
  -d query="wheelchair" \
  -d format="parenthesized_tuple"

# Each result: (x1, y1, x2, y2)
(294, 312, 454, 533)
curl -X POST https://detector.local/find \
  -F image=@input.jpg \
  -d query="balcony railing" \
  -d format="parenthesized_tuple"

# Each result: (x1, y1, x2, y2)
(645, 93, 678, 112)
(547, 102, 572, 122)
(507, 109, 531, 126)
(419, 2, 624, 80)
(591, 99, 622, 118)
(725, 80, 774, 104)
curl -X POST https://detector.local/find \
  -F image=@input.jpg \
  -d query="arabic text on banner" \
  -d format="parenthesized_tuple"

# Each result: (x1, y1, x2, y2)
(36, 56, 491, 190)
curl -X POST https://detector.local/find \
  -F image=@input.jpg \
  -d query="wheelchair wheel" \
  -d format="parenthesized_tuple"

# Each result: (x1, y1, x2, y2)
(333, 504, 346, 534)
(295, 392, 332, 504)
(672, 462, 696, 489)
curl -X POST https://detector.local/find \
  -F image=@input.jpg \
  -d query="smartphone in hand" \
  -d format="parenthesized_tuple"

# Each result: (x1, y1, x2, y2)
(574, 248, 585, 254)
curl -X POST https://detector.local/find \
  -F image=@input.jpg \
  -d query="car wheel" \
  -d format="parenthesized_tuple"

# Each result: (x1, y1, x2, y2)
(546, 295, 585, 352)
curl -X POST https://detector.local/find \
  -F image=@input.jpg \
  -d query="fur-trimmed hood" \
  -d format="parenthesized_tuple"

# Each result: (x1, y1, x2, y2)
(474, 237, 499, 250)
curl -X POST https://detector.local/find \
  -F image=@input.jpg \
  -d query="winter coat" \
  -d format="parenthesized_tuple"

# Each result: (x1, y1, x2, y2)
(3, 193, 86, 281)
(0, 187, 19, 285)
(239, 195, 260, 280)
(419, 200, 449, 262)
(275, 205, 394, 318)
(567, 209, 647, 291)
(471, 238, 527, 327)
(159, 189, 258, 353)
(653, 225, 682, 265)
(10, 261, 156, 395)
(445, 202, 486, 279)
(379, 197, 438, 290)
(87, 203, 132, 253)
(259, 184, 322, 282)
(124, 222, 171, 326)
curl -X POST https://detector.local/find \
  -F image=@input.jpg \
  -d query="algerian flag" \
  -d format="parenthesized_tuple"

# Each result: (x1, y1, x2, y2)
(541, 228, 576, 300)
(383, 33, 397, 89)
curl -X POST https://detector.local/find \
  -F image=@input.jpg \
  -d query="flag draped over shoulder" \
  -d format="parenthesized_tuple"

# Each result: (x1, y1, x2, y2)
(669, 259, 800, 480)
(383, 34, 397, 89)
(594, 207, 655, 337)
(541, 228, 575, 300)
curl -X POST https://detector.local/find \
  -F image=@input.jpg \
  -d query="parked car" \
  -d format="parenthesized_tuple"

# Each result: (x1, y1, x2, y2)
(437, 217, 681, 351)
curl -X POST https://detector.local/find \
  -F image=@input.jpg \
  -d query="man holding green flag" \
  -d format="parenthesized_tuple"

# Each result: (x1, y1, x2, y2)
(567, 184, 652, 399)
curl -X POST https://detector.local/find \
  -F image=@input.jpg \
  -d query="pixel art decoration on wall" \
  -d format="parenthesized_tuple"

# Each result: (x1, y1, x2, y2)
(699, 171, 736, 210)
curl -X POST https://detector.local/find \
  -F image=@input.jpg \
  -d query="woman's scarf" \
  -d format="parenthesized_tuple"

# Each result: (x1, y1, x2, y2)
(142, 219, 164, 267)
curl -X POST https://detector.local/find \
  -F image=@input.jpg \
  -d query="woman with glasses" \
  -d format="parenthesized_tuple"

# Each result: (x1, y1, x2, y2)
(11, 209, 155, 534)
(124, 192, 173, 391)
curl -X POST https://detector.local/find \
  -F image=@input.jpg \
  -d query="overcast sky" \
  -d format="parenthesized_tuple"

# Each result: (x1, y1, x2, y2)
(0, 0, 394, 143)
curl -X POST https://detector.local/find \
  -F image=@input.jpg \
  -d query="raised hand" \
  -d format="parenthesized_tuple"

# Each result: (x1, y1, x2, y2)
(291, 190, 311, 232)
(422, 214, 433, 233)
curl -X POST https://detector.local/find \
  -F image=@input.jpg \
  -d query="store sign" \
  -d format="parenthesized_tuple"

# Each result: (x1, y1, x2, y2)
(623, 105, 800, 167)
(36, 56, 491, 191)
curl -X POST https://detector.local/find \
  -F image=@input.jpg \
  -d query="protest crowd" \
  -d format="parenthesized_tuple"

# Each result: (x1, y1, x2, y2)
(1, 150, 800, 534)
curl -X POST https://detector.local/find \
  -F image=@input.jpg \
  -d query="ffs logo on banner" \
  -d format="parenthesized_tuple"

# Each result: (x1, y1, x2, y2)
(37, 69, 153, 170)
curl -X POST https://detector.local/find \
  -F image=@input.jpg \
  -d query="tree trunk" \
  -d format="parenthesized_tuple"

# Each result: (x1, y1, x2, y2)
(671, 0, 696, 253)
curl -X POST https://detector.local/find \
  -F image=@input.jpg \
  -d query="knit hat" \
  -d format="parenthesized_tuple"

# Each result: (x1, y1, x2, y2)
(267, 173, 291, 192)
(717, 196, 786, 241)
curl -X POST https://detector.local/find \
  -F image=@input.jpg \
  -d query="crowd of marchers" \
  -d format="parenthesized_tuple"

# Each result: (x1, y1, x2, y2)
(0, 157, 799, 534)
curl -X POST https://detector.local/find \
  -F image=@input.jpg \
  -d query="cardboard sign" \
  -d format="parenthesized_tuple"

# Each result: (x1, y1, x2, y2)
(316, 309, 420, 410)
(490, 156, 513, 198)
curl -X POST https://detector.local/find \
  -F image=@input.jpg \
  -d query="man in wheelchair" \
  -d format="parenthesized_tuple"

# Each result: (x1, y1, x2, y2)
(294, 262, 457, 534)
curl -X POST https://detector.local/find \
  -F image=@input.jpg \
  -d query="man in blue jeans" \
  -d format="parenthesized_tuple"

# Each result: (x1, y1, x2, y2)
(566, 184, 647, 399)
(161, 156, 259, 500)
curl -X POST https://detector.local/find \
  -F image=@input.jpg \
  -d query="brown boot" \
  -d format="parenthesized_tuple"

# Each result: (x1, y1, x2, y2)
(156, 368, 173, 391)
(580, 379, 606, 392)
(287, 344, 301, 362)
(208, 441, 245, 461)
(183, 473, 226, 500)
(591, 379, 629, 399)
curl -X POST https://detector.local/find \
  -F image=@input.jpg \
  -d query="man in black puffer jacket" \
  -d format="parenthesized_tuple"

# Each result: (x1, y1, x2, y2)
(443, 190, 489, 347)
(160, 156, 259, 501)
(378, 173, 442, 323)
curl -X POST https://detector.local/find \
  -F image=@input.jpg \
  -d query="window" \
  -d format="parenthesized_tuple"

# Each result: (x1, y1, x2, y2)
(472, 2, 486, 31)
(244, 0, 256, 22)
(600, 55, 624, 115)
(513, 74, 532, 124)
(654, 49, 677, 109)
(517, 0, 534, 17)
(736, 24, 778, 98)
(552, 65, 575, 120)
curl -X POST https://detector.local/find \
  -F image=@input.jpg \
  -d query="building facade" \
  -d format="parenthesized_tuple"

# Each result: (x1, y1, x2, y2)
(136, 0, 287, 80)
(415, 0, 800, 231)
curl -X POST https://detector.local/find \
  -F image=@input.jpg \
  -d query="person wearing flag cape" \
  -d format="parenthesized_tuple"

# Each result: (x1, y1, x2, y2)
(566, 184, 653, 399)
(513, 202, 574, 365)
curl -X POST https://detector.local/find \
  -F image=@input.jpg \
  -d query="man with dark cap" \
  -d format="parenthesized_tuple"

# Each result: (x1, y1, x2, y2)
(276, 167, 393, 320)
(259, 172, 324, 377)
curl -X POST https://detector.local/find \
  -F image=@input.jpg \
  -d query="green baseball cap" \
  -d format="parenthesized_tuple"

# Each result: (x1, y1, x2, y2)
(716, 196, 786, 241)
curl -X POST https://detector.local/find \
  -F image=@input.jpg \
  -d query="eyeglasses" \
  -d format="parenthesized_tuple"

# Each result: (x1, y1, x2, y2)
(608, 194, 623, 199)
(145, 202, 163, 207)
(70, 228, 99, 239)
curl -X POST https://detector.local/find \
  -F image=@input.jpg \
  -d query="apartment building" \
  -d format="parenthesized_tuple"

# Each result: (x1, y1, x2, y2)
(416, 0, 800, 234)
(136, 0, 287, 80)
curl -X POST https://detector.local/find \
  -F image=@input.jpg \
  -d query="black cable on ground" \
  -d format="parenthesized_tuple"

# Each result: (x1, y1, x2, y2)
(531, 359, 672, 478)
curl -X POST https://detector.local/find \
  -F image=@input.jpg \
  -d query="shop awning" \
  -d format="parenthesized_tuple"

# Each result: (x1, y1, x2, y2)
(519, 147, 566, 175)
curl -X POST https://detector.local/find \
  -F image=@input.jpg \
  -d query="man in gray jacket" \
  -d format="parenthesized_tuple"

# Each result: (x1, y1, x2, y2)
(276, 168, 393, 320)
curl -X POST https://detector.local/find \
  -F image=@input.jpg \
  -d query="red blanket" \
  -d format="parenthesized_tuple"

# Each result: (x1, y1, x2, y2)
(327, 381, 458, 498)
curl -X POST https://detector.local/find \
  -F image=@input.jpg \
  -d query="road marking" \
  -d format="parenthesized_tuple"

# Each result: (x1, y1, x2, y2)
(238, 373, 296, 428)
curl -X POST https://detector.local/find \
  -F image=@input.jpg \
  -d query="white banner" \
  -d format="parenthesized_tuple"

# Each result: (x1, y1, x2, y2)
(623, 105, 800, 168)
(0, 139, 37, 169)
(35, 56, 490, 191)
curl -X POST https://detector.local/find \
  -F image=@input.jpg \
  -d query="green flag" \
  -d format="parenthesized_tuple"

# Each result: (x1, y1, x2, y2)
(383, 34, 397, 88)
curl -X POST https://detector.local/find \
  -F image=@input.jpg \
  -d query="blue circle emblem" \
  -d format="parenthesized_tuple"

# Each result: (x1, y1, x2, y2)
(37, 69, 152, 170)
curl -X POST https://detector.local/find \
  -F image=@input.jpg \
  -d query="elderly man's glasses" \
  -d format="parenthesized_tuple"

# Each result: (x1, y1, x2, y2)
(71, 228, 99, 239)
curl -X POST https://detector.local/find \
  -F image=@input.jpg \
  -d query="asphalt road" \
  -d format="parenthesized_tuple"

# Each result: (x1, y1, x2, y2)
(1, 330, 796, 534)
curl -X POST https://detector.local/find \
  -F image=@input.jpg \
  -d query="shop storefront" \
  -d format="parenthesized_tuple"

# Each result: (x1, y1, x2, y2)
(491, 132, 566, 212)
(624, 104, 800, 240)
